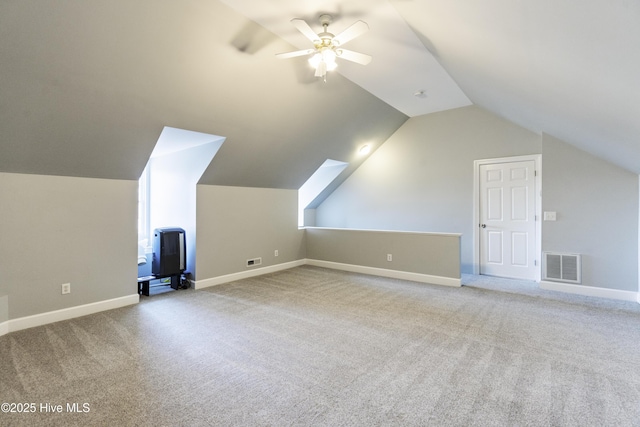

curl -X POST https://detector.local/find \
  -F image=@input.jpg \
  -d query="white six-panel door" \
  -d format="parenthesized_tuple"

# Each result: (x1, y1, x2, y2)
(479, 160, 536, 280)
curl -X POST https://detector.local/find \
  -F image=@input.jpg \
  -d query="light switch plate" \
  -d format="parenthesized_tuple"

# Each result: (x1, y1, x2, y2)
(544, 211, 557, 221)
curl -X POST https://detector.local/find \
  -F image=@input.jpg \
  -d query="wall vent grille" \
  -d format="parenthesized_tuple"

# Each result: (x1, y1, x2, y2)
(543, 252, 581, 283)
(246, 257, 262, 268)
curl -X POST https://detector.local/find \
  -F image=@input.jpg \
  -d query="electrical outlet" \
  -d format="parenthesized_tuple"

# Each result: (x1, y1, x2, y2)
(387, 254, 393, 262)
(274, 249, 279, 257)
(61, 283, 71, 294)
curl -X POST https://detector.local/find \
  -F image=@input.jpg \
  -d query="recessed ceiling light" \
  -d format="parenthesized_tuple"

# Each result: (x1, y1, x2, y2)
(414, 90, 428, 98)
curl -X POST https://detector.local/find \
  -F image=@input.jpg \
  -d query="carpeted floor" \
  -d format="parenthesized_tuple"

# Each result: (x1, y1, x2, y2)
(1, 266, 640, 426)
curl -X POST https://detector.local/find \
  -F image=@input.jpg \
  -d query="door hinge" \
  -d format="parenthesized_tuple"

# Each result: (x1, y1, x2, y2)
(534, 260, 537, 266)
(534, 170, 537, 176)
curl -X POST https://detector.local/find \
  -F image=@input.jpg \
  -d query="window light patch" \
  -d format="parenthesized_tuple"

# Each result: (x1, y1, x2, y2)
(298, 159, 348, 226)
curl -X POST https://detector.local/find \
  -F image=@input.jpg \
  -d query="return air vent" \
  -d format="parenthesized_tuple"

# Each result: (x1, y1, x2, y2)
(543, 252, 581, 283)
(246, 257, 262, 268)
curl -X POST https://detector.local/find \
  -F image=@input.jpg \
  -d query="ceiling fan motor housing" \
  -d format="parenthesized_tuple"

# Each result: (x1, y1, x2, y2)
(317, 15, 336, 46)
(319, 14, 333, 27)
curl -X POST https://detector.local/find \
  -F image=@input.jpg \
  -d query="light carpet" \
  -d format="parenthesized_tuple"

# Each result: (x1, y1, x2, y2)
(1, 266, 639, 426)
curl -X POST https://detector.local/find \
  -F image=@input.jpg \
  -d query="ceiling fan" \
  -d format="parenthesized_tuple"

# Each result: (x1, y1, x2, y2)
(276, 14, 372, 82)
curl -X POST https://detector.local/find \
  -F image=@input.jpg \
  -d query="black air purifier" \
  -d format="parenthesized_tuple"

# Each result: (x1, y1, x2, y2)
(152, 227, 186, 276)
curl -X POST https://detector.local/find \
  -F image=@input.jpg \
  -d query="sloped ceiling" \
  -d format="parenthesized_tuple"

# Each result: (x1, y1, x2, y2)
(1, 0, 639, 188)
(0, 0, 407, 188)
(218, 0, 472, 117)
(391, 0, 640, 173)
(223, 0, 640, 174)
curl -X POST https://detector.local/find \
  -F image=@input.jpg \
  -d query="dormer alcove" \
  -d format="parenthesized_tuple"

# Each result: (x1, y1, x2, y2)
(138, 127, 225, 281)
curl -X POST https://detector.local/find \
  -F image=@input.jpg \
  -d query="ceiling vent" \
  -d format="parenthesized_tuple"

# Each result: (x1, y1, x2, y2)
(543, 252, 581, 283)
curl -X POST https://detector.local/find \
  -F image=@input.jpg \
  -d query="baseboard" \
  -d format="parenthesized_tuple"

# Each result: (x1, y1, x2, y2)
(306, 259, 461, 287)
(194, 260, 307, 289)
(2, 294, 139, 336)
(540, 280, 639, 302)
(196, 259, 461, 289)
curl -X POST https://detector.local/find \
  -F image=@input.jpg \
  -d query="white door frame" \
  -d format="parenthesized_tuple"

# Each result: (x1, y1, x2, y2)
(473, 154, 542, 281)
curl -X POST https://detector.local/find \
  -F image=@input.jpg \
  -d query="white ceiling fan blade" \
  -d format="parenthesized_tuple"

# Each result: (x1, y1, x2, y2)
(333, 21, 369, 46)
(336, 49, 372, 65)
(276, 49, 315, 59)
(291, 18, 320, 43)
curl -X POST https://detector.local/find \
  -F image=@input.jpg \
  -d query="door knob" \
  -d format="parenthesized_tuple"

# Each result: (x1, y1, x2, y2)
(481, 224, 486, 228)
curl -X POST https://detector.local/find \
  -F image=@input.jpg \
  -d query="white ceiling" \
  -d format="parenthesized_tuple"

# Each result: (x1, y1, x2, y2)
(218, 0, 472, 117)
(1, 0, 638, 186)
(221, 0, 640, 173)
(152, 127, 225, 159)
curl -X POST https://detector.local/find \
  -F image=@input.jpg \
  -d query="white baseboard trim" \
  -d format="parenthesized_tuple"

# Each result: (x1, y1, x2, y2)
(194, 260, 307, 290)
(540, 280, 639, 302)
(196, 259, 461, 289)
(306, 259, 461, 287)
(1, 294, 139, 336)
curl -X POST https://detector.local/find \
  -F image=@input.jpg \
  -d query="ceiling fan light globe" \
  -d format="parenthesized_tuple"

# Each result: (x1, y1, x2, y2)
(308, 53, 322, 69)
(322, 48, 336, 60)
(322, 48, 337, 66)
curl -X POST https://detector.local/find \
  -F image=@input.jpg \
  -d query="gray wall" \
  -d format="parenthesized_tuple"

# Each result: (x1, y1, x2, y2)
(315, 105, 542, 272)
(0, 173, 138, 320)
(0, 296, 7, 325)
(315, 105, 639, 292)
(542, 134, 638, 291)
(196, 185, 306, 280)
(306, 227, 461, 279)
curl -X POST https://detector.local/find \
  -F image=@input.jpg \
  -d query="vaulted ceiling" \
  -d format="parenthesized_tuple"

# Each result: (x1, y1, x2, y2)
(1, 0, 638, 191)
(224, 0, 640, 173)
(395, 0, 640, 173)
(0, 0, 407, 189)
